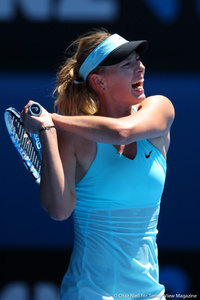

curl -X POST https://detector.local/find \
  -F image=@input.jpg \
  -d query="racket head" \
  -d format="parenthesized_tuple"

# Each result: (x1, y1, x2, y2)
(4, 107, 42, 184)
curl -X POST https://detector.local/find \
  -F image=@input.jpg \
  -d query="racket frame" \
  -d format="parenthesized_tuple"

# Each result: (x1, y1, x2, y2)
(4, 107, 42, 184)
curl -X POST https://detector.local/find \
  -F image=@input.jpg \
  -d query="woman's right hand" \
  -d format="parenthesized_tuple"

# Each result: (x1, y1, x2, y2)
(21, 100, 54, 134)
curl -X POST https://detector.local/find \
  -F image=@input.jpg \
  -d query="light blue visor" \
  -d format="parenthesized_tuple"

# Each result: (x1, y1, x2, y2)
(79, 34, 129, 82)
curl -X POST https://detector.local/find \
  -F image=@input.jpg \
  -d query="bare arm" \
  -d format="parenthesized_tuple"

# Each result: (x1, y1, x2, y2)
(52, 95, 175, 145)
(39, 128, 76, 221)
(22, 101, 76, 221)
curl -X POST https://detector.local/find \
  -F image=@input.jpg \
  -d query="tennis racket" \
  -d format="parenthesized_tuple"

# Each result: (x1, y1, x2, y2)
(4, 103, 43, 184)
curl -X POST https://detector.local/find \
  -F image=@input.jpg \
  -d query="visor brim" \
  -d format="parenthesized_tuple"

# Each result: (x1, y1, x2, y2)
(99, 40, 148, 66)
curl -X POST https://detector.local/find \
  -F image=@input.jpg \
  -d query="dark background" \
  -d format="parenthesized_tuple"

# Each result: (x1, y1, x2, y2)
(0, 0, 199, 299)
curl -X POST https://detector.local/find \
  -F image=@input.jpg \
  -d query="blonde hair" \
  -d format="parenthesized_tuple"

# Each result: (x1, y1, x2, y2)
(54, 29, 111, 116)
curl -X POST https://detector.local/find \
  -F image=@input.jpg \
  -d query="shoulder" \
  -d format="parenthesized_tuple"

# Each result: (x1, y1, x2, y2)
(57, 129, 91, 156)
(143, 95, 174, 112)
(137, 95, 175, 123)
(57, 129, 75, 152)
(57, 129, 96, 175)
(140, 94, 173, 107)
(57, 129, 95, 154)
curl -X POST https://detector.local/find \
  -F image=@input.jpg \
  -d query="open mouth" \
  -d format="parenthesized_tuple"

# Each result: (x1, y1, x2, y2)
(132, 79, 144, 91)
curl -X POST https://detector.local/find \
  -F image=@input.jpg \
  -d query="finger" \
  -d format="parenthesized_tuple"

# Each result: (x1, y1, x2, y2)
(20, 109, 25, 121)
(23, 100, 34, 110)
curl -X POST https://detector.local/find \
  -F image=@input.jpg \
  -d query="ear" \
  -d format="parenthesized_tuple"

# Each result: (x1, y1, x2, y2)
(89, 73, 104, 89)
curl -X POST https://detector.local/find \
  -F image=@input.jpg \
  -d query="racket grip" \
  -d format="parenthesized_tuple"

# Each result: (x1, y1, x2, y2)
(28, 103, 42, 116)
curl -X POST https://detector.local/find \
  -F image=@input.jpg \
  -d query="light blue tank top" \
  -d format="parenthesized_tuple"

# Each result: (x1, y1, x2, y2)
(61, 132, 166, 299)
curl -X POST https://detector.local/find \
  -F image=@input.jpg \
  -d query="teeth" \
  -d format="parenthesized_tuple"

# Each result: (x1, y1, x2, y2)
(132, 78, 144, 90)
(134, 79, 144, 84)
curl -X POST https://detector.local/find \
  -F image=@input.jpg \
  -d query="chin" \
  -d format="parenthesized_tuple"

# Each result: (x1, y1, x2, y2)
(132, 93, 146, 104)
(140, 93, 146, 101)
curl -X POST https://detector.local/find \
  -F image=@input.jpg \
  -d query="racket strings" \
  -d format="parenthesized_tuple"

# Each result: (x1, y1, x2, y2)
(12, 115, 41, 174)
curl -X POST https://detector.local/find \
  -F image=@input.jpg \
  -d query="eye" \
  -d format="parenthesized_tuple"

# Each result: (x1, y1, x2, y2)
(121, 61, 131, 68)
(123, 62, 130, 67)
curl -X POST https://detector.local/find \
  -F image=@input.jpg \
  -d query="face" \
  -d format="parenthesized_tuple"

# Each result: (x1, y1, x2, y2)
(102, 51, 146, 106)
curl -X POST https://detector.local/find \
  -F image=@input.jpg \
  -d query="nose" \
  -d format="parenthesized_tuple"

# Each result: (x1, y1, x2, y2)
(135, 61, 145, 74)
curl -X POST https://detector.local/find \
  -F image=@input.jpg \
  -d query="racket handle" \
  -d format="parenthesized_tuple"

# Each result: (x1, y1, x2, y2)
(28, 103, 42, 116)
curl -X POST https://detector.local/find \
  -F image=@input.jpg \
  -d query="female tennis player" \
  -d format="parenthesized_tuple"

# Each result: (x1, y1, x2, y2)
(22, 29, 175, 299)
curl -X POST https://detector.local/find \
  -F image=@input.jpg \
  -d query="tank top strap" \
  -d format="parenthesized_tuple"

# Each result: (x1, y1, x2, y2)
(132, 105, 137, 113)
